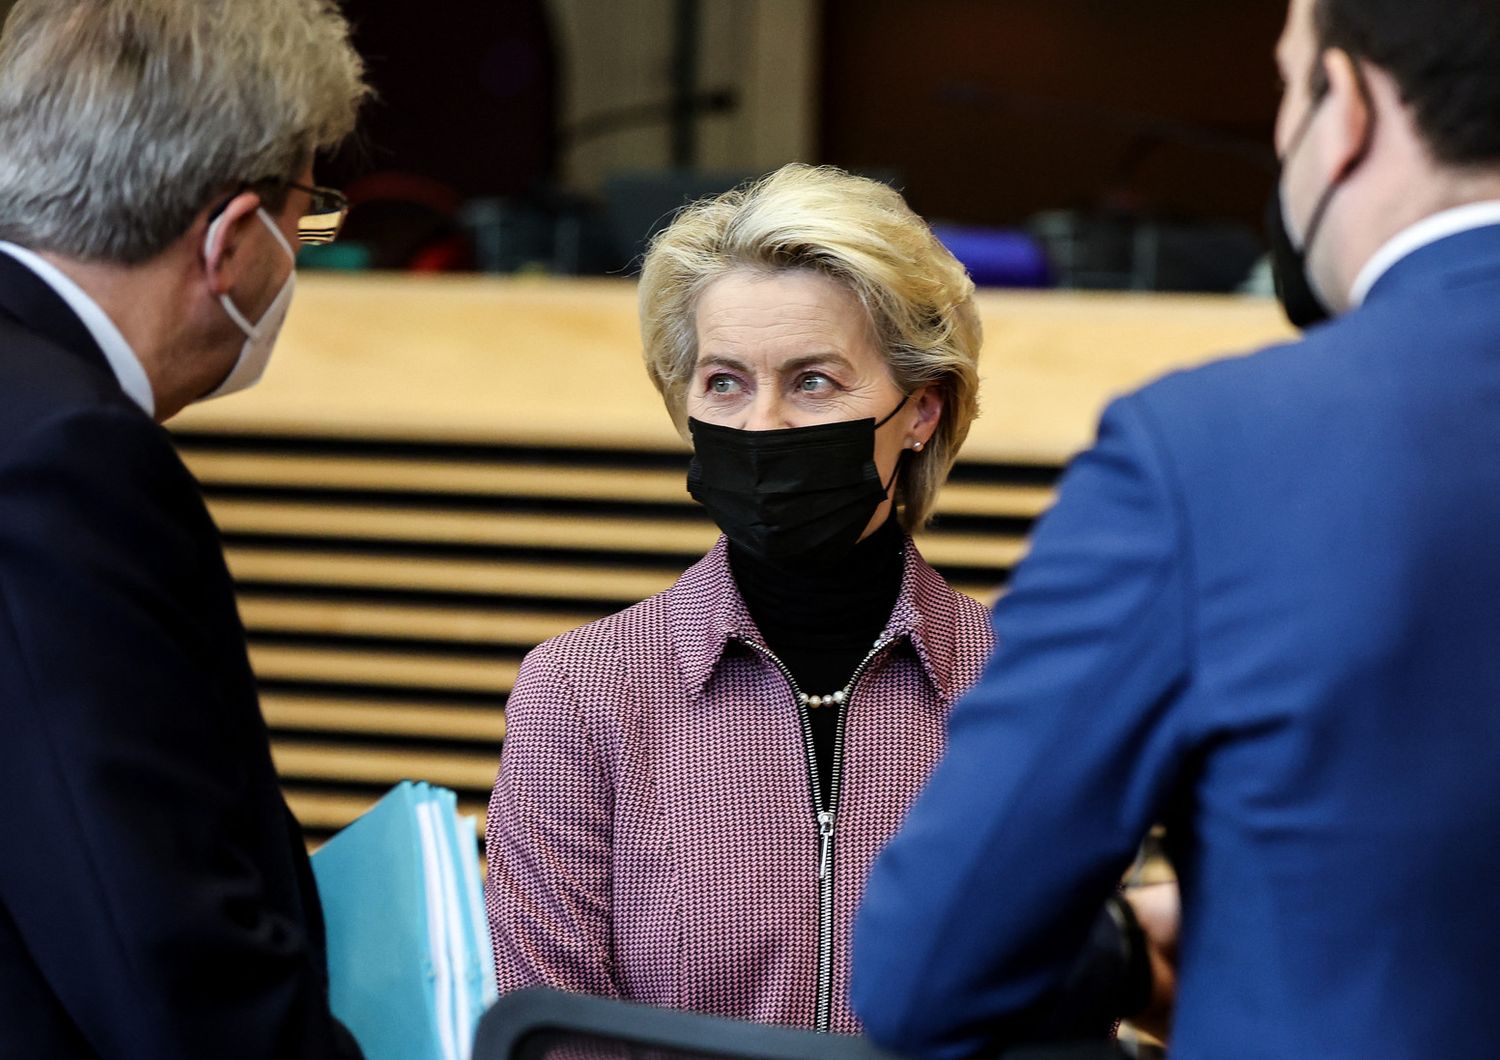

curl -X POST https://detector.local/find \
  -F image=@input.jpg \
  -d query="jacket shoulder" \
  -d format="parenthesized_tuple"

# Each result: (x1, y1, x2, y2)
(535, 589, 673, 657)
(523, 541, 737, 679)
(517, 588, 676, 700)
(1130, 336, 1304, 417)
(1127, 304, 1416, 434)
(0, 316, 129, 445)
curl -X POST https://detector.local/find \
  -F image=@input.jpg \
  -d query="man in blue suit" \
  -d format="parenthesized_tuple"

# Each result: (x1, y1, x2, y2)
(852, 0, 1500, 1056)
(0, 1, 368, 1055)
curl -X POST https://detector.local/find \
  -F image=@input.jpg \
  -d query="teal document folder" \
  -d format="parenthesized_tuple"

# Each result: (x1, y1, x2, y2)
(312, 781, 498, 1060)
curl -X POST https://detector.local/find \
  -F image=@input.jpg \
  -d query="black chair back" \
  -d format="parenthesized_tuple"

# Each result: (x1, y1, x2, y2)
(473, 988, 1129, 1060)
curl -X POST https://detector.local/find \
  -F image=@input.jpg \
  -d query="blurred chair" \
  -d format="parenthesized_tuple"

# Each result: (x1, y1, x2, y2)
(599, 170, 759, 275)
(1028, 210, 1261, 293)
(473, 988, 1128, 1060)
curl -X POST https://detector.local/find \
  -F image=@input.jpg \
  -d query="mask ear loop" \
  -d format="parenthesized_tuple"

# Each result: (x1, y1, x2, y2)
(204, 211, 256, 335)
(875, 390, 916, 498)
(874, 390, 912, 430)
(203, 206, 297, 337)
(1295, 57, 1378, 255)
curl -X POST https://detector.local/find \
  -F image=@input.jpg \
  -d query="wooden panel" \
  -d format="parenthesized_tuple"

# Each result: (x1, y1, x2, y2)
(938, 481, 1054, 520)
(215, 497, 1027, 569)
(239, 596, 592, 646)
(912, 530, 1028, 570)
(272, 741, 500, 791)
(170, 275, 1294, 465)
(249, 645, 519, 695)
(261, 693, 505, 743)
(284, 789, 384, 833)
(171, 276, 680, 453)
(226, 548, 679, 603)
(182, 448, 1056, 519)
(286, 788, 488, 838)
(184, 450, 693, 504)
(211, 498, 720, 555)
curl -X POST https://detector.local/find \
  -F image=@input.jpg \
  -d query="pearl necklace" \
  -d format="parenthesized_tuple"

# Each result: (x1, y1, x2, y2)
(798, 687, 848, 710)
(795, 635, 893, 709)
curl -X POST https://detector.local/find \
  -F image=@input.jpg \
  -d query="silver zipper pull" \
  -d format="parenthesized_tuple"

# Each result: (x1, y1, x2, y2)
(818, 811, 835, 880)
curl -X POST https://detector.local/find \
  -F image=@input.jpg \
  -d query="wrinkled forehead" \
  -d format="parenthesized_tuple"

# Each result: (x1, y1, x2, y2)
(693, 268, 879, 361)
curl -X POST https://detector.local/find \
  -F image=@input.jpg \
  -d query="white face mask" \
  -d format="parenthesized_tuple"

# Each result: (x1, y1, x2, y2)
(200, 207, 297, 401)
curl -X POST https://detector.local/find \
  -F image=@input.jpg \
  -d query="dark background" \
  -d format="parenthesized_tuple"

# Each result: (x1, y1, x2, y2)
(322, 0, 1286, 226)
(821, 0, 1286, 231)
(0, 0, 1292, 283)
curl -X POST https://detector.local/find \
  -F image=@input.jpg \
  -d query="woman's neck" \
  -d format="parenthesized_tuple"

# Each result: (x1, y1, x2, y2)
(728, 516, 906, 656)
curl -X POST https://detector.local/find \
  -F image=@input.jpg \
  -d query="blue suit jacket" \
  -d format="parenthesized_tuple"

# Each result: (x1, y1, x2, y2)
(0, 254, 360, 1058)
(852, 225, 1500, 1059)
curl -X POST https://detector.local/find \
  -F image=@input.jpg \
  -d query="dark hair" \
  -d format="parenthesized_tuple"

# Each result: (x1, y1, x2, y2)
(1315, 0, 1500, 165)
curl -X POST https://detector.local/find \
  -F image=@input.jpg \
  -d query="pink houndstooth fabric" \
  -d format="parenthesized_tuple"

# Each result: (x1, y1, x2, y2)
(485, 536, 995, 1034)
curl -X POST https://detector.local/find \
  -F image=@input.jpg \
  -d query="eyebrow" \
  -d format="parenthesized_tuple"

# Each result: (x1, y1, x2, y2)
(693, 352, 857, 375)
(782, 352, 855, 375)
(695, 354, 751, 374)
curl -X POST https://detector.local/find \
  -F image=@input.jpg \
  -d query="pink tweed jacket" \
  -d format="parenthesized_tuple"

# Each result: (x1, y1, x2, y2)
(484, 536, 995, 1034)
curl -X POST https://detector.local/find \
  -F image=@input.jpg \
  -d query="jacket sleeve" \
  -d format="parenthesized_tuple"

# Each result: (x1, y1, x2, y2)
(0, 406, 361, 1059)
(851, 395, 1195, 1058)
(486, 641, 620, 998)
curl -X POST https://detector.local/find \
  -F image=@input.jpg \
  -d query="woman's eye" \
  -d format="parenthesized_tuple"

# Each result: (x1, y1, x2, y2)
(797, 373, 834, 394)
(707, 374, 742, 395)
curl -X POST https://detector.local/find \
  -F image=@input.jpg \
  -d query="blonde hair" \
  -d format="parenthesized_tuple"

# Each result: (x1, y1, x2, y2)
(639, 163, 982, 531)
(0, 0, 368, 263)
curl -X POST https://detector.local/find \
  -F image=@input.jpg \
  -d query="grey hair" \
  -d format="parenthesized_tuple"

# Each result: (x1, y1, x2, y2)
(0, 0, 368, 264)
(639, 164, 983, 531)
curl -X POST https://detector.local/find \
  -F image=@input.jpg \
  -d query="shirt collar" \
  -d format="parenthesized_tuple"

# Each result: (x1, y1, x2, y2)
(670, 536, 957, 703)
(1349, 201, 1500, 308)
(0, 241, 155, 417)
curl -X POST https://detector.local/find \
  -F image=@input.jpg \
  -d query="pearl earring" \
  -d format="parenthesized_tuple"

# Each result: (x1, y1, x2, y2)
(911, 441, 924, 452)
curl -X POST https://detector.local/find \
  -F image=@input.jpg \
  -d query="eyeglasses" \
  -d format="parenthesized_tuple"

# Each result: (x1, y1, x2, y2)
(208, 180, 352, 248)
(282, 180, 350, 246)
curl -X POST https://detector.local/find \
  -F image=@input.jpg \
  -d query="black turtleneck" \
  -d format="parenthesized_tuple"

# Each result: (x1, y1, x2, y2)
(728, 516, 905, 810)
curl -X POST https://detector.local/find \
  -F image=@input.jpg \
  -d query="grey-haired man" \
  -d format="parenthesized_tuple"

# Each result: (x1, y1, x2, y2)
(0, 2, 369, 1055)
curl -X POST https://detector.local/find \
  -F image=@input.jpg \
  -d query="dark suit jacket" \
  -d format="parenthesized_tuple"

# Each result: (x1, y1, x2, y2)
(853, 223, 1500, 1059)
(0, 253, 360, 1058)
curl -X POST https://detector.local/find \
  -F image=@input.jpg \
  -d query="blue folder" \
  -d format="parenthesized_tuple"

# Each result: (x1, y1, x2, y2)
(312, 781, 497, 1060)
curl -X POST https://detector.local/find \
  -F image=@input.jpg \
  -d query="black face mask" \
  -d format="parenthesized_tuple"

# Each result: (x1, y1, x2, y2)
(1266, 64, 1375, 330)
(687, 394, 909, 564)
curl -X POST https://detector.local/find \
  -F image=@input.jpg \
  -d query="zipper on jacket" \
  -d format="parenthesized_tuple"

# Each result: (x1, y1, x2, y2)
(740, 635, 890, 1032)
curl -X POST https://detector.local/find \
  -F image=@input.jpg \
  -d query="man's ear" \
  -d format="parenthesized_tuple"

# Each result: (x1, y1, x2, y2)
(201, 189, 264, 297)
(910, 384, 946, 447)
(1318, 48, 1375, 181)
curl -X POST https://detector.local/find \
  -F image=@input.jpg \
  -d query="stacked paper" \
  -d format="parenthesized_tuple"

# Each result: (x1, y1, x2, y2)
(312, 781, 497, 1060)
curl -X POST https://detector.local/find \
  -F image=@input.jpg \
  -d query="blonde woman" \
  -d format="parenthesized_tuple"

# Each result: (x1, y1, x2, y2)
(485, 164, 991, 1034)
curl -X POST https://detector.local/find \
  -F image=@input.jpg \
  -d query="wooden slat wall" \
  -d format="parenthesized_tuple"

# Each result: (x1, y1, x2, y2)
(179, 434, 1053, 847)
(170, 274, 1293, 849)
